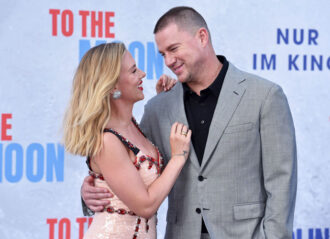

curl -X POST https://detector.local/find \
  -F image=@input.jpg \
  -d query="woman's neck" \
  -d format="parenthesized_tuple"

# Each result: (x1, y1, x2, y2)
(107, 100, 134, 131)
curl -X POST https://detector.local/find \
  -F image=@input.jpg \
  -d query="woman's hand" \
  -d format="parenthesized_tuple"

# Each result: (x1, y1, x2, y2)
(169, 122, 191, 162)
(156, 74, 177, 94)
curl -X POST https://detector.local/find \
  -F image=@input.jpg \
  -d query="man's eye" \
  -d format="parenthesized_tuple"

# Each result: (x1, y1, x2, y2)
(171, 47, 177, 51)
(132, 69, 137, 73)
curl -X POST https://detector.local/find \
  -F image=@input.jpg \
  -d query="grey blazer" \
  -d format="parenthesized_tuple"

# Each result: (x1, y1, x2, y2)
(140, 62, 297, 239)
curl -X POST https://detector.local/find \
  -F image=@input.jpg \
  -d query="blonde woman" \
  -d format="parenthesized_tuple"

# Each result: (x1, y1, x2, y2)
(63, 43, 191, 239)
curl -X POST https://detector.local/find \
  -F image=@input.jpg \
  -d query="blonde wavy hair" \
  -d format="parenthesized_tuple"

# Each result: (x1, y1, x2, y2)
(63, 42, 126, 157)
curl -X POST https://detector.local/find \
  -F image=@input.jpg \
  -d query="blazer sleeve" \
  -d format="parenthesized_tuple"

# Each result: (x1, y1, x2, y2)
(139, 102, 154, 143)
(260, 84, 297, 238)
(82, 197, 94, 216)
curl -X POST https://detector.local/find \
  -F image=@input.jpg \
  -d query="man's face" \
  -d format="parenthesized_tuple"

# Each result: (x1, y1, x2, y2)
(155, 23, 203, 83)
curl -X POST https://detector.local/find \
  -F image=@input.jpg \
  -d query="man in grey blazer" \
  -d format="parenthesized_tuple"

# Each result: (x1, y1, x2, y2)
(82, 6, 297, 239)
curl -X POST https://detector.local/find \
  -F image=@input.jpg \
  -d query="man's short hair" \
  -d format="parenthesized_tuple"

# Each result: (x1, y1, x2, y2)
(153, 6, 210, 37)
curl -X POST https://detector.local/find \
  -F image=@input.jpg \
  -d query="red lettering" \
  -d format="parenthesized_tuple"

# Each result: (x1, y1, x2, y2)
(79, 11, 115, 38)
(47, 218, 58, 239)
(88, 217, 93, 226)
(47, 217, 94, 238)
(91, 11, 103, 38)
(59, 218, 71, 239)
(79, 11, 89, 37)
(49, 9, 60, 36)
(1, 114, 12, 141)
(61, 10, 74, 37)
(76, 217, 86, 239)
(105, 12, 115, 38)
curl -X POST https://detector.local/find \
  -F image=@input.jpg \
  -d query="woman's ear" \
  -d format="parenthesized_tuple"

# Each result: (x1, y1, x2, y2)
(110, 87, 116, 94)
(110, 81, 119, 94)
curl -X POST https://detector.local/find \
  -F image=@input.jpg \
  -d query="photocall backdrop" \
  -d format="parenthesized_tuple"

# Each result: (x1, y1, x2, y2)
(0, 0, 329, 238)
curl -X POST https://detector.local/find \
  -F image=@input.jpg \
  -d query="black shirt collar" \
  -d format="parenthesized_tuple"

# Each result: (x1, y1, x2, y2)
(182, 55, 228, 98)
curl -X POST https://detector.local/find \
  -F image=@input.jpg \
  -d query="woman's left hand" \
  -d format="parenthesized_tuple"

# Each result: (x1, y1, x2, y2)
(156, 74, 177, 94)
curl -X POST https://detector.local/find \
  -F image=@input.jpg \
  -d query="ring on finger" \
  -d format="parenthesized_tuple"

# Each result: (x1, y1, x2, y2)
(181, 131, 188, 136)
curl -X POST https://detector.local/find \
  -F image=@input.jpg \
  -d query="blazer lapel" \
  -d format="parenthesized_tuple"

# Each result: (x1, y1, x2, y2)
(201, 63, 246, 170)
(167, 83, 200, 170)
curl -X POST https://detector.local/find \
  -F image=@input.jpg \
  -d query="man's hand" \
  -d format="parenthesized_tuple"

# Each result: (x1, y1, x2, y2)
(81, 176, 113, 212)
(156, 74, 177, 94)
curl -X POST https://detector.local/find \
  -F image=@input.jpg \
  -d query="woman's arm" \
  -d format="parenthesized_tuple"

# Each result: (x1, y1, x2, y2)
(95, 122, 191, 219)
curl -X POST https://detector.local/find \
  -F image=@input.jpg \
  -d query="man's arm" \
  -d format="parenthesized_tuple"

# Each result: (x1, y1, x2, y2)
(260, 84, 297, 238)
(81, 175, 112, 216)
(139, 103, 153, 142)
(82, 196, 94, 216)
(140, 100, 168, 163)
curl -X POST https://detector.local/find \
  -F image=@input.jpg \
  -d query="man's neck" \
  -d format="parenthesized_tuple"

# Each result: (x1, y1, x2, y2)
(187, 55, 222, 95)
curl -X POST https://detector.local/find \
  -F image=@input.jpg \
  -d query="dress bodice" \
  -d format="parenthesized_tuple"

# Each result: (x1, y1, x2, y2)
(83, 118, 163, 239)
(88, 149, 163, 213)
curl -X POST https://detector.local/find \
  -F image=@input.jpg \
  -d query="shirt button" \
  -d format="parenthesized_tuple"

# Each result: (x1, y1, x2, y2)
(198, 175, 204, 181)
(201, 120, 205, 124)
(196, 208, 201, 214)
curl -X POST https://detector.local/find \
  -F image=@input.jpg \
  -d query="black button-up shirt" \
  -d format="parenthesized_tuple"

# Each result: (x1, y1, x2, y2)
(183, 55, 229, 165)
(182, 55, 228, 234)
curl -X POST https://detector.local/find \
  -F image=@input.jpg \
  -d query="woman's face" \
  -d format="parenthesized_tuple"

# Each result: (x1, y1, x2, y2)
(115, 51, 146, 103)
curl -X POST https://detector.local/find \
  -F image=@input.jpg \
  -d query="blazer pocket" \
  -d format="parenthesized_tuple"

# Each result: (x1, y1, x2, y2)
(233, 202, 265, 220)
(224, 122, 254, 134)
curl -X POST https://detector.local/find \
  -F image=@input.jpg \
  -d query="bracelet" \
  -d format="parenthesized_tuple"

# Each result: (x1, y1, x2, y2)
(172, 150, 188, 158)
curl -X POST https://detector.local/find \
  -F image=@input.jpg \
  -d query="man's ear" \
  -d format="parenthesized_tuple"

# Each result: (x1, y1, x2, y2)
(196, 27, 209, 47)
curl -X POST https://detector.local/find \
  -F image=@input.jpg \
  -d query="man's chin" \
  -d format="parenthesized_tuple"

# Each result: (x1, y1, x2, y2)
(176, 74, 188, 83)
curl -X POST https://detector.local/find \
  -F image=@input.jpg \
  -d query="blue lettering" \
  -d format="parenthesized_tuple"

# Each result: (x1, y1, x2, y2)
(79, 39, 107, 61)
(277, 28, 289, 44)
(303, 55, 307, 71)
(277, 28, 319, 46)
(1, 143, 64, 183)
(315, 228, 329, 239)
(147, 42, 163, 79)
(26, 143, 44, 182)
(79, 40, 164, 79)
(289, 54, 299, 70)
(293, 29, 304, 45)
(252, 54, 276, 70)
(46, 144, 64, 182)
(308, 29, 318, 45)
(293, 228, 330, 238)
(261, 54, 276, 70)
(311, 55, 323, 71)
(5, 143, 23, 182)
(309, 228, 314, 238)
(289, 55, 329, 71)
(253, 54, 257, 69)
(293, 229, 302, 239)
(129, 41, 145, 74)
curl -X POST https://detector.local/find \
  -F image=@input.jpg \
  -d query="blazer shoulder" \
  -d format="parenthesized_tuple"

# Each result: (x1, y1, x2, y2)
(144, 83, 181, 111)
(230, 63, 281, 93)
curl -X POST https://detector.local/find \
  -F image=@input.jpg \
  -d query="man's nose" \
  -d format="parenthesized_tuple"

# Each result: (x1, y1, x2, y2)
(164, 55, 176, 67)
